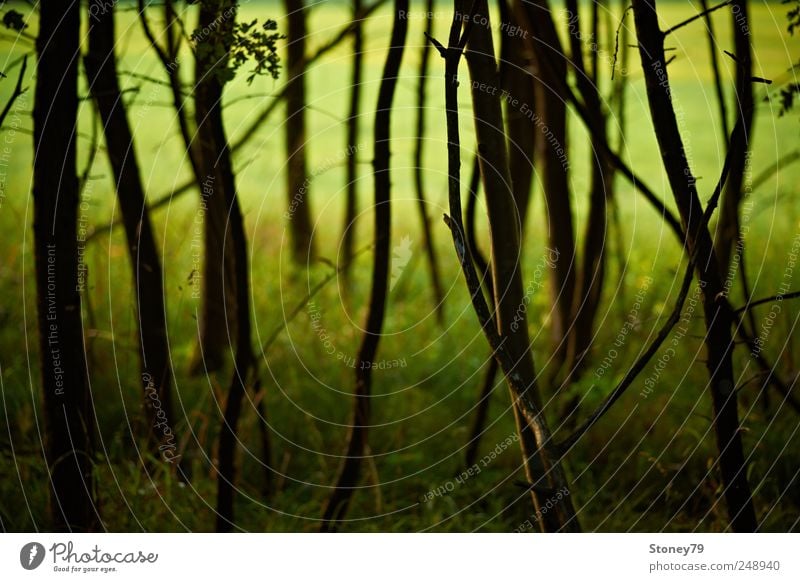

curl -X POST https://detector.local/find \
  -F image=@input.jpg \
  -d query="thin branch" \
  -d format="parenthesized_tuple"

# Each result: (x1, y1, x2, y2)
(734, 290, 800, 314)
(663, 0, 732, 37)
(0, 55, 27, 129)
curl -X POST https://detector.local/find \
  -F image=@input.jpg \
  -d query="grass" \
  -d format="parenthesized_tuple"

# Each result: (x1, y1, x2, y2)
(0, 0, 798, 531)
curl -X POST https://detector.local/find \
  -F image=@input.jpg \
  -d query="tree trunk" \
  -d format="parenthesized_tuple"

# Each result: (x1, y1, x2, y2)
(413, 0, 447, 323)
(285, 0, 315, 262)
(85, 3, 178, 463)
(716, 0, 754, 272)
(499, 0, 536, 228)
(514, 0, 577, 354)
(33, 0, 98, 531)
(320, 0, 409, 531)
(191, 0, 239, 375)
(342, 0, 364, 276)
(564, 0, 614, 380)
(458, 0, 579, 532)
(631, 0, 757, 532)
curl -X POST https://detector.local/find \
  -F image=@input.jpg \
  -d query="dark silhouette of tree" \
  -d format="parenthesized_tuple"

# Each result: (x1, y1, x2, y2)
(564, 0, 614, 380)
(631, 0, 757, 532)
(445, 0, 580, 532)
(321, 0, 409, 531)
(33, 0, 98, 531)
(192, 0, 240, 375)
(716, 0, 754, 272)
(500, 0, 536, 227)
(342, 0, 364, 278)
(413, 0, 446, 323)
(284, 0, 315, 262)
(85, 0, 178, 465)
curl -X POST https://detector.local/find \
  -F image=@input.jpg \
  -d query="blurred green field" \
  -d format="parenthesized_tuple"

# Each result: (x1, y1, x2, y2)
(0, 0, 798, 531)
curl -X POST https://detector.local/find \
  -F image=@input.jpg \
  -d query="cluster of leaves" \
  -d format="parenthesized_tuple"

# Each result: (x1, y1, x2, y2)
(785, 0, 800, 35)
(190, 4, 284, 86)
(229, 19, 284, 85)
(779, 2, 800, 117)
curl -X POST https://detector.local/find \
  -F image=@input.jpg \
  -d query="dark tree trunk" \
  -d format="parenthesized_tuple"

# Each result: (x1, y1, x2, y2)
(564, 0, 614, 380)
(33, 0, 98, 531)
(514, 0, 577, 354)
(632, 0, 757, 532)
(191, 0, 239, 375)
(413, 0, 446, 323)
(320, 0, 409, 531)
(716, 0, 754, 272)
(342, 0, 364, 276)
(285, 0, 315, 262)
(499, 0, 536, 228)
(458, 0, 579, 532)
(85, 3, 178, 463)
(185, 0, 267, 532)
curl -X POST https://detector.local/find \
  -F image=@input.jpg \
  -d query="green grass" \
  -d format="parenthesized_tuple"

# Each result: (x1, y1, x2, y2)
(0, 1, 799, 532)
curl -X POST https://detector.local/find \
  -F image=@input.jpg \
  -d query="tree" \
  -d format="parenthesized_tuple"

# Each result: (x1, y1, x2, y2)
(631, 0, 757, 532)
(33, 0, 98, 531)
(444, 0, 580, 531)
(413, 0, 447, 323)
(514, 0, 577, 354)
(342, 0, 364, 277)
(85, 0, 178, 464)
(321, 0, 409, 531)
(284, 0, 315, 262)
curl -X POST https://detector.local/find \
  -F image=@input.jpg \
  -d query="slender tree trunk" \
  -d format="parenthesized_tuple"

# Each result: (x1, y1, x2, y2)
(514, 0, 577, 354)
(464, 154, 498, 467)
(564, 0, 614, 380)
(192, 0, 239, 375)
(632, 0, 757, 532)
(85, 3, 178, 463)
(413, 0, 446, 323)
(716, 0, 754, 272)
(342, 0, 364, 276)
(457, 0, 579, 532)
(33, 0, 98, 531)
(320, 0, 409, 531)
(285, 0, 315, 262)
(186, 0, 267, 531)
(499, 0, 536, 228)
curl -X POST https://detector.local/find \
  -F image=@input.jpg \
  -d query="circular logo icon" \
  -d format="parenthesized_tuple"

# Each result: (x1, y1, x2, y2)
(20, 542, 46, 570)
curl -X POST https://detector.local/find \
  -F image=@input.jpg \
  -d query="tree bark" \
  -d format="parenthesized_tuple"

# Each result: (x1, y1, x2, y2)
(320, 0, 409, 531)
(564, 0, 614, 380)
(457, 0, 579, 532)
(515, 0, 577, 352)
(342, 0, 364, 276)
(285, 0, 315, 262)
(413, 0, 447, 323)
(192, 0, 239, 375)
(499, 0, 536, 228)
(33, 0, 98, 531)
(631, 0, 757, 532)
(85, 2, 178, 463)
(716, 0, 754, 273)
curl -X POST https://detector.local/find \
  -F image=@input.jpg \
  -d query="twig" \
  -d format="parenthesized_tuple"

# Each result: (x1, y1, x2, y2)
(663, 0, 732, 37)
(0, 55, 27, 129)
(733, 290, 800, 314)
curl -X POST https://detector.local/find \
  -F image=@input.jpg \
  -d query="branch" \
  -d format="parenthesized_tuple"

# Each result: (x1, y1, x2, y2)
(733, 290, 800, 314)
(663, 0, 732, 37)
(0, 55, 27, 129)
